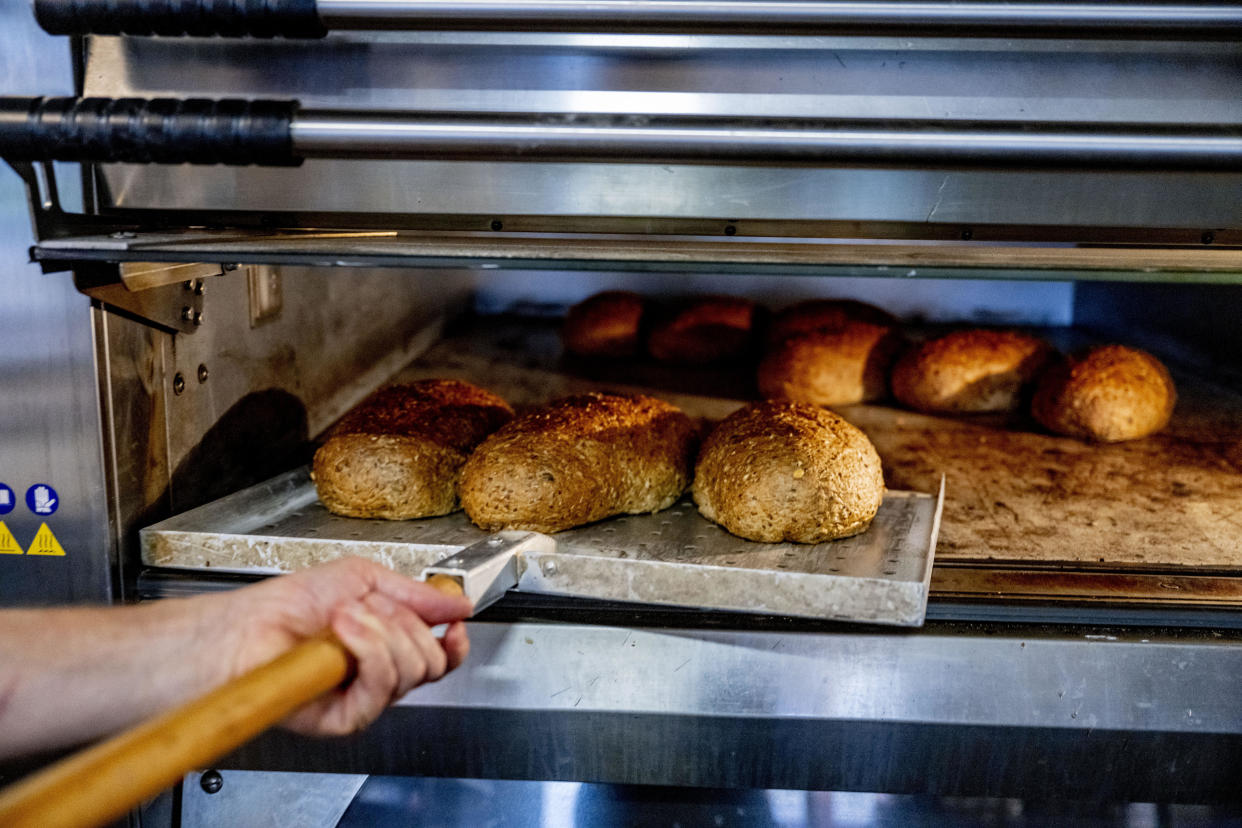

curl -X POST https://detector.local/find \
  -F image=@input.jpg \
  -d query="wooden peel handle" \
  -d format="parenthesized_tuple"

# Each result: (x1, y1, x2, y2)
(0, 574, 467, 828)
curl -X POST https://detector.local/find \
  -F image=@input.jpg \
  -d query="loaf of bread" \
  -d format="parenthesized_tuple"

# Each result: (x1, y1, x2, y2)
(757, 320, 902, 406)
(460, 392, 698, 533)
(312, 380, 514, 519)
(766, 299, 897, 347)
(891, 329, 1053, 414)
(648, 296, 759, 364)
(1031, 345, 1176, 442)
(694, 401, 884, 543)
(562, 291, 646, 358)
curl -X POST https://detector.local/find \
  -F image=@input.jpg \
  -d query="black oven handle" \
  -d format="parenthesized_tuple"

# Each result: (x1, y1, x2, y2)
(31, 0, 1242, 40)
(0, 97, 303, 166)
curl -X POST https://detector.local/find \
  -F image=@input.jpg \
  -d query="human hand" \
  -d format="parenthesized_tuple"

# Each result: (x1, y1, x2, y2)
(209, 557, 473, 736)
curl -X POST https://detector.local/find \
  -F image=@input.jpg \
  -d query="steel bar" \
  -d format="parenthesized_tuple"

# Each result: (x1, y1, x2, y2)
(316, 0, 1242, 37)
(292, 111, 1242, 170)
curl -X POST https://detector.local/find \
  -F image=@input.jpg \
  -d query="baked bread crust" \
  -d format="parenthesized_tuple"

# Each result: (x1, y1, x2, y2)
(757, 321, 901, 406)
(647, 296, 758, 364)
(459, 392, 698, 533)
(562, 291, 646, 358)
(312, 380, 514, 519)
(766, 299, 897, 347)
(1031, 345, 1177, 442)
(891, 329, 1053, 413)
(693, 401, 885, 543)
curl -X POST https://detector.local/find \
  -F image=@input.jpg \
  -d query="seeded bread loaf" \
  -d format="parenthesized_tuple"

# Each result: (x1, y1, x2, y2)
(694, 401, 885, 543)
(459, 392, 698, 533)
(891, 329, 1054, 414)
(757, 320, 902, 406)
(562, 291, 647, 358)
(1031, 345, 1176, 443)
(312, 380, 514, 519)
(647, 296, 759, 364)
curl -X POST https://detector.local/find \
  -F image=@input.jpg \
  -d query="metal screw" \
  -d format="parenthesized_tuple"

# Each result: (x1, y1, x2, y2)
(222, 263, 239, 272)
(172, 372, 186, 395)
(183, 280, 194, 291)
(194, 279, 206, 295)
(724, 224, 737, 236)
(192, 311, 204, 326)
(197, 364, 209, 383)
(180, 306, 194, 322)
(961, 228, 974, 240)
(1202, 231, 1216, 245)
(110, 231, 136, 239)
(490, 219, 504, 231)
(199, 770, 223, 794)
(542, 560, 557, 576)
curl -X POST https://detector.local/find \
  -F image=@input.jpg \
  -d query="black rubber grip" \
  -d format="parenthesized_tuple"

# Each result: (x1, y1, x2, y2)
(35, 0, 327, 37)
(0, 97, 302, 166)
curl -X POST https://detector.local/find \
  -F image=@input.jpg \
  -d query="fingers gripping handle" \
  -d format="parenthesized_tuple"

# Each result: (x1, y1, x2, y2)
(0, 97, 302, 166)
(35, 0, 328, 38)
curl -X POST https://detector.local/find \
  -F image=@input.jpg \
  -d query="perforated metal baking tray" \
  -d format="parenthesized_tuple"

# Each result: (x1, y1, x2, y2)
(142, 468, 944, 625)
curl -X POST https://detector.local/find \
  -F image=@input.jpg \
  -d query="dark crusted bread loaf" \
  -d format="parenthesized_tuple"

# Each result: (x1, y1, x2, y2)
(694, 401, 885, 543)
(757, 320, 902, 406)
(766, 299, 897, 347)
(891, 329, 1054, 414)
(562, 291, 647, 358)
(1031, 345, 1176, 443)
(647, 296, 759, 364)
(312, 380, 514, 519)
(459, 392, 698, 533)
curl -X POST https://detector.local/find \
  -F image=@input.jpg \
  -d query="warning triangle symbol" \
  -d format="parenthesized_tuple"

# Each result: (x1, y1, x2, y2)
(26, 523, 66, 556)
(0, 522, 21, 554)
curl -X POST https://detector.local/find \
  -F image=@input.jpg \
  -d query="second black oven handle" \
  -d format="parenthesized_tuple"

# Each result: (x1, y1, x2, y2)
(6, 95, 1242, 171)
(0, 97, 302, 166)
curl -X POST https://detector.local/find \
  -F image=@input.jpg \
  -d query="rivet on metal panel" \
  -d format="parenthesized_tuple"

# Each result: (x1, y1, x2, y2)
(1202, 231, 1216, 245)
(199, 770, 223, 794)
(180, 306, 193, 322)
(197, 364, 209, 384)
(490, 219, 504, 231)
(542, 560, 557, 576)
(173, 372, 186, 395)
(191, 311, 204, 326)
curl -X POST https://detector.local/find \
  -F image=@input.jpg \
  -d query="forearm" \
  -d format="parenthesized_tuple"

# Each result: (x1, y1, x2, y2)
(0, 595, 230, 759)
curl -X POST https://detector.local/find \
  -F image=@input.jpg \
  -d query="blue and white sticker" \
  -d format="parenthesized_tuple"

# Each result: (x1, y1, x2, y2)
(0, 483, 13, 516)
(26, 484, 58, 516)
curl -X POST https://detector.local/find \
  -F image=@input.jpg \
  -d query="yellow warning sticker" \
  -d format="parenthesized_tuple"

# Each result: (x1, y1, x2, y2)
(0, 521, 21, 555)
(26, 523, 65, 556)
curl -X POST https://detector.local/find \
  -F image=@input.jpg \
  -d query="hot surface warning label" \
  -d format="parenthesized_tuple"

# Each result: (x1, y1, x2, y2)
(26, 523, 65, 556)
(0, 522, 21, 554)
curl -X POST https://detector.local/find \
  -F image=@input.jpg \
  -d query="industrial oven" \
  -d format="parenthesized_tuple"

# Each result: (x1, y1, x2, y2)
(4, 0, 1242, 820)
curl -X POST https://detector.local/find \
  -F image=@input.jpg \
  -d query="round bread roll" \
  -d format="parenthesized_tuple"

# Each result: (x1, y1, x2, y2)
(648, 296, 758, 364)
(312, 380, 514, 519)
(757, 321, 901, 406)
(891, 329, 1053, 414)
(460, 392, 697, 533)
(1031, 345, 1176, 442)
(562, 291, 646, 358)
(766, 299, 897, 347)
(694, 401, 884, 543)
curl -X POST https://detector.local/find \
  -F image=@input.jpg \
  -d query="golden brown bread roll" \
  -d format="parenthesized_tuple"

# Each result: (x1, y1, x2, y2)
(694, 401, 885, 543)
(757, 321, 902, 406)
(766, 299, 897, 347)
(891, 329, 1054, 414)
(562, 291, 646, 358)
(648, 296, 758, 364)
(460, 392, 698, 533)
(1031, 345, 1176, 442)
(312, 380, 514, 519)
